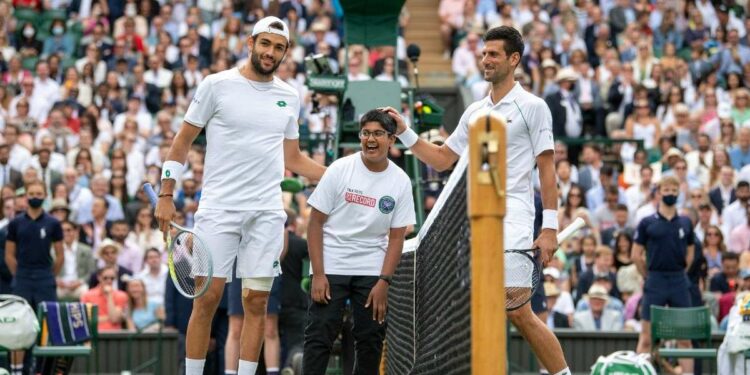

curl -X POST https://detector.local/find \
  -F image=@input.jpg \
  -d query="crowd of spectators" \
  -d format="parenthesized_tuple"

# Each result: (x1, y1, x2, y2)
(0, 0, 414, 372)
(441, 0, 750, 335)
(9, 0, 750, 372)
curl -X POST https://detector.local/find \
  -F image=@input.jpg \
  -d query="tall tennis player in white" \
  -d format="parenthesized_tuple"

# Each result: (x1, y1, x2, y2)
(383, 26, 570, 375)
(154, 17, 325, 375)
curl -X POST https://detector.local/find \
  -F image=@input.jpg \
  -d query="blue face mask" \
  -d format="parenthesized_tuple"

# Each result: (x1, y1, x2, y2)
(28, 197, 44, 208)
(661, 194, 678, 206)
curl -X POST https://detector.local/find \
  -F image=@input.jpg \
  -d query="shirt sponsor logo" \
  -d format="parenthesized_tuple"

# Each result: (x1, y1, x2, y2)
(378, 196, 396, 214)
(276, 100, 287, 107)
(345, 189, 376, 208)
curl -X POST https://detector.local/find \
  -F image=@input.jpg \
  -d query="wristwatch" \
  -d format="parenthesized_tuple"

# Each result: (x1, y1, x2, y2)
(379, 274, 392, 285)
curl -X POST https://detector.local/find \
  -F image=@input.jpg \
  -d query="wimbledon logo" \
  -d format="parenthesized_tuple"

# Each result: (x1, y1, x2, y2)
(378, 196, 396, 214)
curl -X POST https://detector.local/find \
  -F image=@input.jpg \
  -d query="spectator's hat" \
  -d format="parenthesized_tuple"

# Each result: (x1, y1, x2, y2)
(717, 4, 729, 13)
(741, 269, 750, 279)
(541, 58, 558, 71)
(543, 267, 561, 280)
(97, 238, 122, 257)
(310, 22, 328, 33)
(555, 66, 579, 82)
(673, 103, 689, 115)
(664, 147, 684, 161)
(49, 198, 70, 214)
(544, 282, 561, 298)
(252, 16, 290, 42)
(587, 284, 610, 302)
(128, 93, 143, 102)
(594, 272, 610, 281)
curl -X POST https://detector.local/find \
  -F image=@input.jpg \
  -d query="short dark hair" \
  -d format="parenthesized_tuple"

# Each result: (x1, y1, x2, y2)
(724, 252, 740, 262)
(268, 21, 285, 32)
(483, 26, 524, 60)
(360, 109, 397, 134)
(738, 180, 750, 190)
(112, 219, 129, 228)
(615, 204, 628, 212)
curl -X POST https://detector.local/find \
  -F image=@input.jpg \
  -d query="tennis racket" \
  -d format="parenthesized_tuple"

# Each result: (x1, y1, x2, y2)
(505, 217, 586, 311)
(143, 183, 213, 299)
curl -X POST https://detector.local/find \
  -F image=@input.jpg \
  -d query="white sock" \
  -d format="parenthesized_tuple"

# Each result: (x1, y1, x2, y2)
(185, 358, 206, 375)
(237, 360, 258, 375)
(552, 368, 571, 375)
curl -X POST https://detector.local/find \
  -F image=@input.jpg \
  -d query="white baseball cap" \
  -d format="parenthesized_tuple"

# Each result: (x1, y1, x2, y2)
(252, 16, 290, 42)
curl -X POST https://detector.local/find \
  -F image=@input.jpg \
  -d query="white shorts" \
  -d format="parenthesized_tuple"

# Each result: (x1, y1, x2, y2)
(193, 208, 286, 282)
(504, 219, 534, 288)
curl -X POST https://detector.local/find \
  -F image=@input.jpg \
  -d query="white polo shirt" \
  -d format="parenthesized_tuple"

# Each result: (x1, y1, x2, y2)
(445, 82, 554, 225)
(307, 152, 416, 275)
(184, 67, 300, 211)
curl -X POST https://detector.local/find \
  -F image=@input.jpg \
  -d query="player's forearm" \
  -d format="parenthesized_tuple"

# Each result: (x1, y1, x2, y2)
(287, 153, 326, 182)
(537, 151, 558, 211)
(162, 122, 202, 194)
(307, 219, 326, 276)
(380, 230, 406, 276)
(412, 141, 458, 172)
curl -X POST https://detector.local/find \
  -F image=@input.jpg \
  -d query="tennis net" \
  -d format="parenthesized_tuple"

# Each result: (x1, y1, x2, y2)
(386, 155, 471, 374)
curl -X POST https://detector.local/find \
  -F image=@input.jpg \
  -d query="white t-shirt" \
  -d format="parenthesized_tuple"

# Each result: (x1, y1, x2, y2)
(184, 67, 300, 210)
(307, 153, 416, 275)
(445, 82, 555, 225)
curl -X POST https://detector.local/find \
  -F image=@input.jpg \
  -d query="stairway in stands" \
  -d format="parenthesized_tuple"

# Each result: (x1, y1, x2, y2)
(404, 0, 456, 87)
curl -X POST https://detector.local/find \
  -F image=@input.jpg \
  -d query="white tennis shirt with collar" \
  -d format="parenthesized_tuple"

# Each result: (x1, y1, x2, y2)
(445, 81, 555, 226)
(183, 67, 300, 211)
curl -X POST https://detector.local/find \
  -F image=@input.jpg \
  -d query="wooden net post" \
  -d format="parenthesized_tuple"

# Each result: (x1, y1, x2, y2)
(468, 111, 507, 374)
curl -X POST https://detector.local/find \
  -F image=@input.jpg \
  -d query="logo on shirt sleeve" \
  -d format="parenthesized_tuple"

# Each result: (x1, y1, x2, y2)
(378, 196, 396, 214)
(276, 100, 287, 107)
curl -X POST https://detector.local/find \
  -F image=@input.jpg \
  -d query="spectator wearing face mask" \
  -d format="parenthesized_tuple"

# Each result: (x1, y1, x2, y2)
(15, 22, 42, 58)
(42, 19, 76, 59)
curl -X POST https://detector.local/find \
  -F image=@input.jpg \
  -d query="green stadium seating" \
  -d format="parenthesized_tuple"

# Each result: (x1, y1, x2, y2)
(651, 306, 717, 366)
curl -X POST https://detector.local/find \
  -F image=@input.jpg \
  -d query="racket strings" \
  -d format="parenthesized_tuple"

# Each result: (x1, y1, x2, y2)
(504, 251, 541, 310)
(171, 231, 211, 296)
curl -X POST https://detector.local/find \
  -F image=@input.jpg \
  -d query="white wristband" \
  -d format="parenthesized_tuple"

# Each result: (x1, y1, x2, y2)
(542, 209, 558, 231)
(161, 160, 184, 183)
(397, 128, 419, 148)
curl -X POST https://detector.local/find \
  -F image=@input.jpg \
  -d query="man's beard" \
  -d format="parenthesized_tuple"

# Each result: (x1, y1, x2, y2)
(250, 49, 282, 77)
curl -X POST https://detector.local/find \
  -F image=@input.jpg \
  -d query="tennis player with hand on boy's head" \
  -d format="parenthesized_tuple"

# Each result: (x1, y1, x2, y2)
(382, 25, 570, 375)
(154, 16, 325, 375)
(303, 109, 415, 374)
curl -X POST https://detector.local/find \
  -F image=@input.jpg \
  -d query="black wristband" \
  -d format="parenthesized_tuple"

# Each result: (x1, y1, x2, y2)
(379, 275, 392, 285)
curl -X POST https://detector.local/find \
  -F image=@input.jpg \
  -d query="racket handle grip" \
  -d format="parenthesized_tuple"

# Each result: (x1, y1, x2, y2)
(143, 183, 158, 206)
